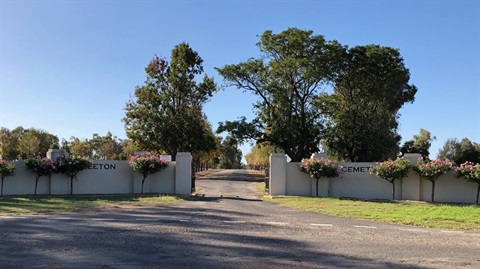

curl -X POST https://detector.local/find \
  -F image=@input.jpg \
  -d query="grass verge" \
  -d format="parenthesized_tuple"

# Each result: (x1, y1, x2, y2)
(0, 194, 186, 216)
(265, 196, 480, 232)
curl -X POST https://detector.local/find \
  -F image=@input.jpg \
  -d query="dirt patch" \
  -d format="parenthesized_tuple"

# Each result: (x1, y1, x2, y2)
(195, 169, 224, 179)
(246, 169, 268, 181)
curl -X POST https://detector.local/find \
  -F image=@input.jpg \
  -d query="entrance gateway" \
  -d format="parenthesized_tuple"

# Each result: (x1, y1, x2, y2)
(194, 169, 265, 200)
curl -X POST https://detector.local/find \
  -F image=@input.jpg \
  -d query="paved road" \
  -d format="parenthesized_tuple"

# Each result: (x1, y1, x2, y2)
(0, 170, 479, 269)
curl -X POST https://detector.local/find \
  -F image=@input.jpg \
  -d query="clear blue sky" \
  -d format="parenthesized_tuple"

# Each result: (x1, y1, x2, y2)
(1, 0, 479, 160)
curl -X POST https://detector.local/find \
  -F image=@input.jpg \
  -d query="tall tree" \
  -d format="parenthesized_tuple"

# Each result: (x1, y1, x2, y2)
(245, 143, 281, 170)
(216, 28, 344, 162)
(68, 137, 94, 158)
(1, 127, 59, 160)
(16, 128, 59, 159)
(401, 129, 436, 160)
(0, 127, 21, 160)
(18, 131, 40, 159)
(317, 45, 417, 162)
(438, 138, 480, 165)
(118, 139, 138, 160)
(124, 43, 217, 160)
(91, 132, 122, 160)
(218, 137, 243, 169)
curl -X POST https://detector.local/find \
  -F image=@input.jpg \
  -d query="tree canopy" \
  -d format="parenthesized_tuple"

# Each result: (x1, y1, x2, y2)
(245, 143, 281, 170)
(217, 29, 417, 162)
(400, 129, 435, 160)
(123, 42, 217, 160)
(218, 137, 243, 169)
(0, 127, 59, 160)
(317, 45, 417, 162)
(438, 138, 480, 165)
(217, 28, 344, 162)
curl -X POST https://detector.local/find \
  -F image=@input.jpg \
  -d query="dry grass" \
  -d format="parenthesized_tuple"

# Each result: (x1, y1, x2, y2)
(195, 169, 224, 179)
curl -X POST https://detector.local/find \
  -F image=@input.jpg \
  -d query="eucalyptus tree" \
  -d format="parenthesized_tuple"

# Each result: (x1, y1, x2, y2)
(438, 138, 480, 164)
(124, 43, 217, 160)
(317, 45, 417, 162)
(401, 129, 435, 160)
(1, 127, 59, 160)
(91, 132, 122, 160)
(217, 28, 344, 162)
(245, 143, 280, 170)
(218, 137, 243, 169)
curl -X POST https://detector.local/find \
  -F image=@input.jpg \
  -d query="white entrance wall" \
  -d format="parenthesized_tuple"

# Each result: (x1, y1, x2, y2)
(2, 152, 192, 196)
(270, 153, 479, 204)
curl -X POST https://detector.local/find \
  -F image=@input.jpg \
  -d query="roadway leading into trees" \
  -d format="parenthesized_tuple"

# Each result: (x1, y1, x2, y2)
(195, 169, 264, 200)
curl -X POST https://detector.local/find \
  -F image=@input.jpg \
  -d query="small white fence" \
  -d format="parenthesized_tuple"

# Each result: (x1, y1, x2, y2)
(269, 153, 479, 204)
(2, 152, 192, 196)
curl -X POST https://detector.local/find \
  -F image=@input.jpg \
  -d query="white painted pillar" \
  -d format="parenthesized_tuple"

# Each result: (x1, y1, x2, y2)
(47, 149, 68, 162)
(403, 153, 422, 165)
(47, 149, 68, 194)
(269, 154, 287, 196)
(175, 152, 192, 195)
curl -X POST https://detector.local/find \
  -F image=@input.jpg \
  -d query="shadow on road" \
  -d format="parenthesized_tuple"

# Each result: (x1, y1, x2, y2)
(0, 204, 436, 269)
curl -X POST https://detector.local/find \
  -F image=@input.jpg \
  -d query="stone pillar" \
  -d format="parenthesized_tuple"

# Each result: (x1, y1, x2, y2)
(47, 149, 68, 162)
(175, 152, 192, 195)
(47, 149, 67, 194)
(403, 153, 422, 165)
(269, 154, 287, 196)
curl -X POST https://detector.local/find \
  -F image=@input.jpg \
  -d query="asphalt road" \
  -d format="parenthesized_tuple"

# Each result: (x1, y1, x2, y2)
(0, 169, 479, 269)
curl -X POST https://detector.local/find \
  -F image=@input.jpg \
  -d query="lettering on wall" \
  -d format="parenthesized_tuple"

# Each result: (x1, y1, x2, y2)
(88, 163, 116, 170)
(341, 166, 371, 173)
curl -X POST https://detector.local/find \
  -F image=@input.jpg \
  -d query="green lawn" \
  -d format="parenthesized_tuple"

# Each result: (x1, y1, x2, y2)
(265, 196, 480, 232)
(0, 195, 184, 216)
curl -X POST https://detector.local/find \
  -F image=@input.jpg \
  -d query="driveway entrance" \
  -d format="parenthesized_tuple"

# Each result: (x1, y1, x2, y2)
(195, 169, 264, 199)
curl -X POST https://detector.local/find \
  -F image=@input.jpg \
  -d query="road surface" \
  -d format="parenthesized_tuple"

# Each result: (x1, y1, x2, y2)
(0, 169, 479, 268)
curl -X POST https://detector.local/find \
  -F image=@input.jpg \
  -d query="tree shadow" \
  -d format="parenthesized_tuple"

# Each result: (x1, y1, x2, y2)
(0, 203, 452, 269)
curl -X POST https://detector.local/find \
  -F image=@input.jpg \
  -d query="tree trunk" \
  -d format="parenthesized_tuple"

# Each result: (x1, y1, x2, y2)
(141, 176, 146, 194)
(316, 178, 319, 197)
(1, 177, 4, 196)
(70, 177, 74, 195)
(34, 176, 39, 195)
(431, 180, 436, 202)
(391, 180, 395, 201)
(476, 184, 479, 205)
